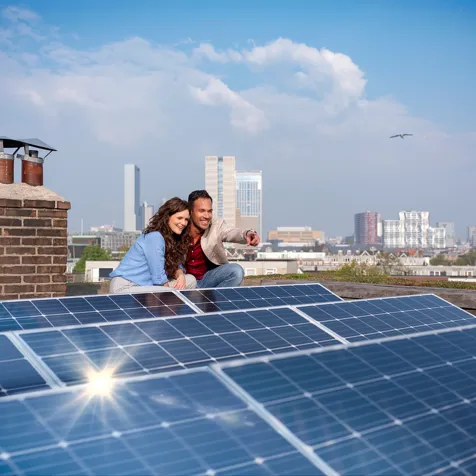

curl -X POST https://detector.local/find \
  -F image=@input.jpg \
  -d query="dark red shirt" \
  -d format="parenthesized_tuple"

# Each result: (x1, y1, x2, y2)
(185, 238, 211, 281)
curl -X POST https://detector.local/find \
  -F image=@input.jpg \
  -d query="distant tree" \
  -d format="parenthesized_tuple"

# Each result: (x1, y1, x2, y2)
(117, 244, 131, 259)
(455, 250, 476, 266)
(73, 246, 112, 273)
(430, 254, 450, 266)
(376, 252, 404, 275)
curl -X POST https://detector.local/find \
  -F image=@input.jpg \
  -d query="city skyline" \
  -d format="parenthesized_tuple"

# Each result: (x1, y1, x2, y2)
(1, 2, 474, 238)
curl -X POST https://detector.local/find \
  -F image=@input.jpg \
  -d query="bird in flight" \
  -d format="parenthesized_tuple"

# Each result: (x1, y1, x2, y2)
(390, 133, 413, 139)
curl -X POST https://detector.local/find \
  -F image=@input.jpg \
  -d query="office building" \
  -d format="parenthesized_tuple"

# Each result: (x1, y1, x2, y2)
(468, 226, 476, 247)
(236, 171, 263, 237)
(268, 227, 325, 244)
(354, 211, 381, 246)
(141, 201, 154, 228)
(124, 164, 141, 232)
(384, 211, 446, 249)
(205, 156, 236, 227)
(401, 211, 430, 248)
(428, 226, 446, 249)
(436, 222, 456, 248)
(383, 220, 404, 248)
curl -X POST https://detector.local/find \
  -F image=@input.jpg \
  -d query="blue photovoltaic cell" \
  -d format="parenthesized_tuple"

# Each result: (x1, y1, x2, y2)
(0, 370, 323, 476)
(223, 326, 476, 475)
(0, 291, 197, 333)
(180, 283, 342, 313)
(297, 294, 475, 342)
(0, 335, 49, 397)
(18, 307, 339, 385)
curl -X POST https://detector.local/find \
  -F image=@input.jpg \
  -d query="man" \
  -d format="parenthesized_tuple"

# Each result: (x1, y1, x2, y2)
(185, 190, 260, 288)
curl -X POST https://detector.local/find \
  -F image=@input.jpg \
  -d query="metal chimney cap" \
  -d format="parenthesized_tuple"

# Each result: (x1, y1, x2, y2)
(0, 136, 57, 152)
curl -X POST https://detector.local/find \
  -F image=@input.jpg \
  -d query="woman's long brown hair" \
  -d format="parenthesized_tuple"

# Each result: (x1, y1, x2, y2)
(144, 197, 190, 279)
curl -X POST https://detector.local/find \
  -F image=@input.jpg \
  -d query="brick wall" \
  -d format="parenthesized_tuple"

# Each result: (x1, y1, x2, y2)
(0, 198, 71, 300)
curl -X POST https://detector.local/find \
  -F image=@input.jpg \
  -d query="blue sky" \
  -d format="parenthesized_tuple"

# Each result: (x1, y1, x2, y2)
(20, 0, 476, 131)
(1, 1, 475, 237)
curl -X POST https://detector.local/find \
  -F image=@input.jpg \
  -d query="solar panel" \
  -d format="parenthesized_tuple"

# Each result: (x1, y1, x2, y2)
(0, 291, 197, 333)
(179, 283, 342, 313)
(0, 335, 50, 397)
(221, 324, 476, 475)
(297, 294, 476, 342)
(0, 370, 323, 476)
(16, 307, 340, 386)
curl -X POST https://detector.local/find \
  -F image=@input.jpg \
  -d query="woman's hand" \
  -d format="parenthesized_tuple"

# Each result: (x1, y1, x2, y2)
(171, 269, 186, 290)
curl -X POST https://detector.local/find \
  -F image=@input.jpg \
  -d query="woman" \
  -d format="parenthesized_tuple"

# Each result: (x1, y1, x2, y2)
(109, 197, 196, 293)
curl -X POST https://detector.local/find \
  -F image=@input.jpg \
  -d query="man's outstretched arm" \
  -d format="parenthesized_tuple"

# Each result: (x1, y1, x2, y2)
(219, 221, 260, 246)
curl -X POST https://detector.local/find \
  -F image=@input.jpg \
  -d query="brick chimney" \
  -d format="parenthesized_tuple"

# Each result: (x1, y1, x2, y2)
(0, 185, 71, 300)
(0, 137, 70, 300)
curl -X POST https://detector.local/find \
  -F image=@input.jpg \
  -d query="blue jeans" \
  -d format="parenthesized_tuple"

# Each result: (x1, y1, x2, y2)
(197, 264, 245, 288)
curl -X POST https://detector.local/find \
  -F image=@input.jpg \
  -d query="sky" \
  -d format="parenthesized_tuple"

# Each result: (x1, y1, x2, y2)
(0, 0, 475, 238)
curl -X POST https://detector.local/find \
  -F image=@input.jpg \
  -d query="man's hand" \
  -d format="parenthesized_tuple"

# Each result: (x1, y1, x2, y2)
(246, 230, 260, 246)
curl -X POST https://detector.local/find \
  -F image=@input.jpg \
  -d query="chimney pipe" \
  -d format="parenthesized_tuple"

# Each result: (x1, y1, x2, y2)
(22, 148, 44, 186)
(0, 139, 14, 184)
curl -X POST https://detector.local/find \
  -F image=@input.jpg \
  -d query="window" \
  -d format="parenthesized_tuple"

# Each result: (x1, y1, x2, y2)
(245, 268, 257, 276)
(265, 268, 277, 275)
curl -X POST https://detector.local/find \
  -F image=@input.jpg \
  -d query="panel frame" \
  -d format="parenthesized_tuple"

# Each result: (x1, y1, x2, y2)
(0, 333, 54, 396)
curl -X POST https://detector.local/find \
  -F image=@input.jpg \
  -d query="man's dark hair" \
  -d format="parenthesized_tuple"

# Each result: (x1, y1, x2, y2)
(188, 190, 213, 207)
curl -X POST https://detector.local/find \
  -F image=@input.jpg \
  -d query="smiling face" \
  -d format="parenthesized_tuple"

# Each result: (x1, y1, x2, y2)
(168, 209, 190, 235)
(190, 197, 213, 232)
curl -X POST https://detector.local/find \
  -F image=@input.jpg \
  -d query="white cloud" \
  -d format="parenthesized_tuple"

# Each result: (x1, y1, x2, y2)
(0, 6, 474, 237)
(193, 43, 243, 63)
(2, 6, 40, 23)
(194, 38, 366, 111)
(190, 78, 268, 134)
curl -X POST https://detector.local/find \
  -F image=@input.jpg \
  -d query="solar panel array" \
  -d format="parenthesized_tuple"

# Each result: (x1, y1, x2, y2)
(3, 283, 476, 475)
(0, 291, 197, 333)
(222, 325, 476, 475)
(179, 283, 342, 313)
(0, 370, 324, 476)
(297, 294, 476, 342)
(17, 307, 340, 386)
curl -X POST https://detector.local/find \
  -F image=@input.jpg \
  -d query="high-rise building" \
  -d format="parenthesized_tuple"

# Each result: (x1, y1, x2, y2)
(141, 201, 154, 228)
(428, 227, 446, 249)
(436, 222, 455, 248)
(383, 211, 446, 249)
(236, 171, 263, 237)
(124, 164, 141, 232)
(205, 156, 236, 227)
(468, 226, 476, 247)
(401, 211, 430, 248)
(354, 211, 381, 246)
(383, 220, 404, 248)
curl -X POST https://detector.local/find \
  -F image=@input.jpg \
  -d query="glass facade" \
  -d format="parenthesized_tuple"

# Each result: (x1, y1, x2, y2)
(236, 171, 262, 237)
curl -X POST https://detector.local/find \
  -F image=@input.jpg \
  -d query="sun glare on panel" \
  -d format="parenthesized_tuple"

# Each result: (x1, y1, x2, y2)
(87, 369, 115, 397)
